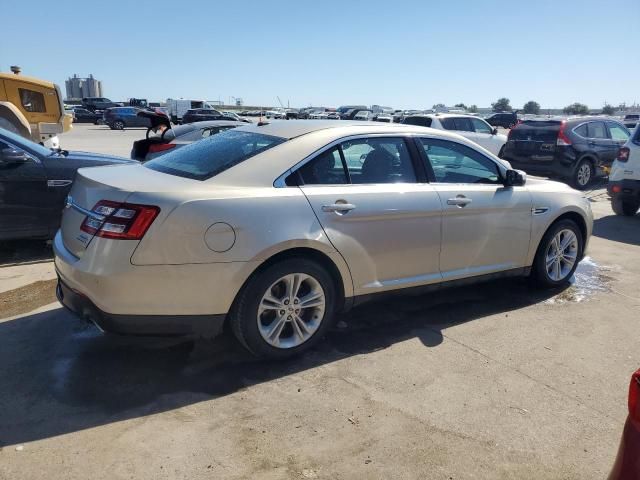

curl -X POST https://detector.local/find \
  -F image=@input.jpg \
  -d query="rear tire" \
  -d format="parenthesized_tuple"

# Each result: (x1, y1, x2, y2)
(230, 258, 337, 358)
(572, 159, 594, 190)
(612, 198, 640, 216)
(113, 120, 125, 130)
(531, 219, 583, 288)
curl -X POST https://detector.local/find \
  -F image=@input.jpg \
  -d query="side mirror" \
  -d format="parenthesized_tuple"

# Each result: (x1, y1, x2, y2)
(505, 169, 526, 187)
(492, 127, 498, 135)
(0, 147, 29, 166)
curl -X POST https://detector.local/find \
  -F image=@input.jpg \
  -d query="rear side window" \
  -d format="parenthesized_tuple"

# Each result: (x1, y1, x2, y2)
(403, 116, 432, 127)
(18, 89, 46, 113)
(298, 147, 348, 185)
(296, 137, 417, 185)
(587, 121, 607, 139)
(441, 117, 474, 132)
(145, 130, 286, 180)
(574, 124, 588, 137)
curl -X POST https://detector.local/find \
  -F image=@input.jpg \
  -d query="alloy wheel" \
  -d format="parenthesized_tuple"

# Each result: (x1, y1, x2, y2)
(545, 229, 578, 281)
(576, 163, 591, 187)
(257, 273, 326, 349)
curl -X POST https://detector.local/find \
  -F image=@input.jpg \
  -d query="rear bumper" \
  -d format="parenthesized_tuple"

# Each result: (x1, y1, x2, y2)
(608, 179, 640, 200)
(57, 278, 225, 337)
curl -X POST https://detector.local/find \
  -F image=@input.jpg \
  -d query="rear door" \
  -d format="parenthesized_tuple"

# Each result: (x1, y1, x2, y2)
(585, 121, 614, 164)
(297, 135, 443, 295)
(0, 138, 51, 239)
(417, 137, 532, 279)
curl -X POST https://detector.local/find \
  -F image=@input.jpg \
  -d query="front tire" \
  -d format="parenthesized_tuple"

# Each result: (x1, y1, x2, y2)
(531, 219, 583, 288)
(230, 258, 337, 358)
(612, 198, 640, 216)
(572, 159, 594, 190)
(113, 120, 125, 130)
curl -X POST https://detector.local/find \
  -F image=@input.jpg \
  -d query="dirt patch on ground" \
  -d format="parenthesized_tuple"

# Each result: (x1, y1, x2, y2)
(0, 279, 58, 318)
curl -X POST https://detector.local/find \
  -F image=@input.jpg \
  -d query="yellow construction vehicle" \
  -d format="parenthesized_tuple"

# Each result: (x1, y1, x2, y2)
(0, 66, 72, 148)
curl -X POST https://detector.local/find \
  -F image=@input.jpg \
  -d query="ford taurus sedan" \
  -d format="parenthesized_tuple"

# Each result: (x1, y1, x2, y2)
(54, 121, 593, 358)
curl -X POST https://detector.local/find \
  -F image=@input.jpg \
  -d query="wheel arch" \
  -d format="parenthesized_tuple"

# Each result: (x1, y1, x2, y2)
(531, 210, 589, 265)
(233, 246, 353, 318)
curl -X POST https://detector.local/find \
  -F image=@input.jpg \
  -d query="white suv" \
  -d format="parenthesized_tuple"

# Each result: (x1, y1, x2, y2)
(402, 113, 508, 157)
(608, 127, 640, 216)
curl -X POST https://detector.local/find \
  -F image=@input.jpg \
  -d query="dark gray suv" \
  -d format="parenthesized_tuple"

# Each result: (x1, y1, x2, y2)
(502, 117, 631, 189)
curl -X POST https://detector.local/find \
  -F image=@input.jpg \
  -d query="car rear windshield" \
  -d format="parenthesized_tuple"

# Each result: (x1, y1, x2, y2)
(508, 120, 561, 141)
(144, 130, 286, 180)
(625, 114, 639, 120)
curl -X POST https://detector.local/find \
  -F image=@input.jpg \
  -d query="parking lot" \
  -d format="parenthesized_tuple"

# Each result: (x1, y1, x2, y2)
(1, 124, 639, 479)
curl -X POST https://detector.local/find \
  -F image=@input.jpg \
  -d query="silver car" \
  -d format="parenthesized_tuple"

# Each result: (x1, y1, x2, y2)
(55, 121, 593, 358)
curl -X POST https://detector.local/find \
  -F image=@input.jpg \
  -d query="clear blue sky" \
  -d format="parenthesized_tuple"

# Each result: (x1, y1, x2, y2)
(2, 0, 638, 109)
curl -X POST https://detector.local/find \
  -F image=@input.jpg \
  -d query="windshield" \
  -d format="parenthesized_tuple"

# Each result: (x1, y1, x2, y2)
(144, 129, 286, 180)
(0, 127, 53, 157)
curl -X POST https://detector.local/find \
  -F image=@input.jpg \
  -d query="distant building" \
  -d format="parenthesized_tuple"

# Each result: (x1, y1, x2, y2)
(65, 74, 103, 100)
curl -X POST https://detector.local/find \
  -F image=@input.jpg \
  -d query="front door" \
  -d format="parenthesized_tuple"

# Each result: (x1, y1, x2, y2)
(297, 136, 443, 295)
(417, 137, 532, 280)
(0, 138, 50, 239)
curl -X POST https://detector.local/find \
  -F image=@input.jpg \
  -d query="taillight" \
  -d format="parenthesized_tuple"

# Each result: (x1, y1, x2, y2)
(617, 147, 630, 162)
(629, 370, 640, 425)
(80, 200, 160, 240)
(557, 121, 572, 146)
(148, 143, 176, 154)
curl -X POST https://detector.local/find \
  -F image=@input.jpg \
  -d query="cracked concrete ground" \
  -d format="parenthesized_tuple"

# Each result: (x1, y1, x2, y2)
(0, 125, 638, 479)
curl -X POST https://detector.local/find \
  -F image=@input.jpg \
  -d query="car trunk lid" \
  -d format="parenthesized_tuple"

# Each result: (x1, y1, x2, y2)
(60, 163, 193, 258)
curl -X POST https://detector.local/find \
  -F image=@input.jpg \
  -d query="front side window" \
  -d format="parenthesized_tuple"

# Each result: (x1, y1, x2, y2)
(145, 130, 286, 180)
(18, 89, 46, 113)
(419, 138, 501, 184)
(607, 122, 630, 141)
(470, 118, 493, 134)
(587, 121, 607, 139)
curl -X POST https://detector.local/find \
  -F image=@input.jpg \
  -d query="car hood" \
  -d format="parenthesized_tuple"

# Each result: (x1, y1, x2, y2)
(524, 175, 577, 193)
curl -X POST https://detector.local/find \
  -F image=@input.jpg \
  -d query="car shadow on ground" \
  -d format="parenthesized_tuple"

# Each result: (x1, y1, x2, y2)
(593, 214, 640, 246)
(0, 277, 563, 447)
(0, 240, 52, 267)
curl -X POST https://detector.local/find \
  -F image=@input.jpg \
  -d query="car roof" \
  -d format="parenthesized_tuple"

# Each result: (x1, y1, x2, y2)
(213, 120, 498, 187)
(233, 119, 479, 140)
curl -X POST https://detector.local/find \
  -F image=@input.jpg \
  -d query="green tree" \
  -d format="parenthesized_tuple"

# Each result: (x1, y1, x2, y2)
(454, 103, 467, 110)
(522, 101, 540, 115)
(491, 98, 512, 112)
(467, 104, 478, 113)
(432, 103, 446, 110)
(563, 103, 589, 115)
(601, 104, 615, 115)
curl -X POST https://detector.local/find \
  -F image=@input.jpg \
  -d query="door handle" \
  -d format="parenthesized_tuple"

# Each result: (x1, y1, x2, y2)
(47, 180, 73, 188)
(447, 196, 472, 207)
(321, 203, 356, 213)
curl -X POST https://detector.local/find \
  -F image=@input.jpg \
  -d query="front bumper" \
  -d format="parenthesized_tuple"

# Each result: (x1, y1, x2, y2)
(57, 277, 225, 337)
